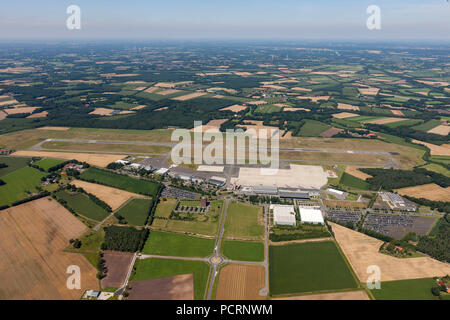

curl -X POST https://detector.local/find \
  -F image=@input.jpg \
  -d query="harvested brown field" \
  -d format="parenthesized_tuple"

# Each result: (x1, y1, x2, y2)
(396, 183, 450, 202)
(337, 103, 360, 111)
(101, 252, 134, 289)
(345, 166, 373, 180)
(332, 112, 359, 119)
(291, 87, 312, 92)
(330, 222, 450, 282)
(36, 126, 70, 131)
(27, 111, 48, 118)
(190, 119, 228, 133)
(365, 118, 410, 125)
(247, 100, 267, 105)
(130, 105, 148, 110)
(358, 87, 379, 95)
(11, 150, 127, 167)
(216, 264, 265, 300)
(172, 92, 207, 101)
(220, 104, 247, 112)
(128, 274, 194, 300)
(144, 87, 159, 93)
(297, 96, 330, 103)
(319, 128, 343, 138)
(412, 140, 450, 156)
(89, 108, 114, 116)
(157, 89, 181, 96)
(70, 180, 145, 211)
(0, 198, 98, 299)
(117, 110, 135, 115)
(0, 99, 19, 106)
(427, 125, 450, 136)
(154, 106, 168, 111)
(391, 110, 404, 116)
(4, 106, 40, 114)
(283, 107, 311, 112)
(0, 110, 6, 120)
(275, 290, 369, 300)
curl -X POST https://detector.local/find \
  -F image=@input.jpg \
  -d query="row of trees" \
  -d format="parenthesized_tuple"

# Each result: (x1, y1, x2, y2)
(101, 226, 148, 252)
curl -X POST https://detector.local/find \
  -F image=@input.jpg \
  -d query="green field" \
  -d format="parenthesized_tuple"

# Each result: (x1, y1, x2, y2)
(0, 166, 46, 206)
(80, 167, 160, 196)
(412, 119, 442, 132)
(421, 163, 450, 177)
(221, 240, 264, 262)
(132, 258, 210, 300)
(224, 202, 264, 240)
(115, 198, 152, 226)
(269, 241, 358, 295)
(297, 120, 330, 137)
(0, 156, 30, 177)
(370, 278, 439, 300)
(142, 230, 214, 257)
(33, 158, 64, 171)
(255, 104, 282, 114)
(55, 190, 110, 221)
(340, 172, 370, 190)
(383, 119, 422, 128)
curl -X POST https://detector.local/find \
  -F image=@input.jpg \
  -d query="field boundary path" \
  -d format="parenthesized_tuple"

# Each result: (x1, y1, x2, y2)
(117, 252, 137, 300)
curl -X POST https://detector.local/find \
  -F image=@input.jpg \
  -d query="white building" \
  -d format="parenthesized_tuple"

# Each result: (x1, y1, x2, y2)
(271, 204, 296, 226)
(115, 159, 130, 165)
(155, 168, 169, 175)
(299, 207, 324, 225)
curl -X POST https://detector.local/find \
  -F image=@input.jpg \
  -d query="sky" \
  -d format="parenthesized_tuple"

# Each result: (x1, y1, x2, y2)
(0, 0, 449, 41)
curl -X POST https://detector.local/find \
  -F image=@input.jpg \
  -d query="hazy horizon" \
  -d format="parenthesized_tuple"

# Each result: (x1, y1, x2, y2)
(1, 0, 449, 41)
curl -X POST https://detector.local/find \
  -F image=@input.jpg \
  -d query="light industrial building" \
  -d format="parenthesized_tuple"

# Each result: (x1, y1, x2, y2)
(299, 207, 324, 225)
(271, 204, 296, 226)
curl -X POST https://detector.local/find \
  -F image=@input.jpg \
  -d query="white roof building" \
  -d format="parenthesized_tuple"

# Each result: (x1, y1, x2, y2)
(299, 208, 324, 225)
(155, 168, 169, 175)
(271, 204, 296, 226)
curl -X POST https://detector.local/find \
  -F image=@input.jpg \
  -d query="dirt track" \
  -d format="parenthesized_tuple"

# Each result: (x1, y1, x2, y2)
(275, 290, 369, 300)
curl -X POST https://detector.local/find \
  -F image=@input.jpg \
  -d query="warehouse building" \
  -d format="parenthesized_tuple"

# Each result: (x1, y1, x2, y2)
(253, 185, 278, 196)
(299, 207, 324, 225)
(278, 188, 310, 199)
(271, 204, 296, 226)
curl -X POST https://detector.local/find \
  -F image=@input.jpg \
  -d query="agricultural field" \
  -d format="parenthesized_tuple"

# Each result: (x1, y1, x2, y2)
(224, 202, 264, 240)
(101, 252, 134, 289)
(128, 274, 194, 300)
(71, 179, 145, 211)
(330, 222, 450, 282)
(0, 156, 30, 176)
(297, 120, 331, 137)
(339, 172, 370, 190)
(80, 167, 160, 196)
(369, 278, 440, 300)
(216, 264, 265, 300)
(269, 241, 358, 296)
(0, 198, 98, 299)
(0, 166, 46, 206)
(33, 158, 64, 171)
(55, 190, 110, 222)
(221, 240, 264, 262)
(142, 230, 215, 257)
(132, 258, 210, 300)
(114, 198, 153, 226)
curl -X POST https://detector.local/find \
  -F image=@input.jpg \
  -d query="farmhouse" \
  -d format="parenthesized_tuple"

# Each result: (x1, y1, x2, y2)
(299, 207, 324, 225)
(271, 204, 296, 226)
(155, 167, 169, 175)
